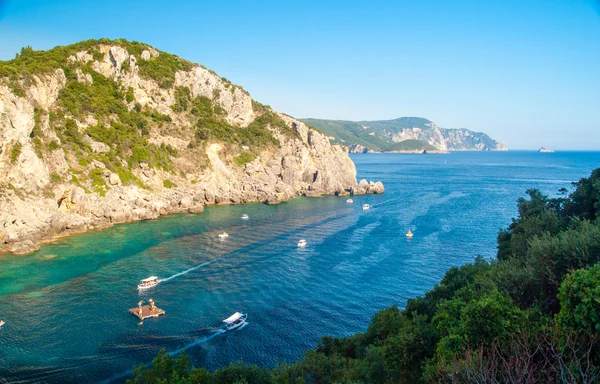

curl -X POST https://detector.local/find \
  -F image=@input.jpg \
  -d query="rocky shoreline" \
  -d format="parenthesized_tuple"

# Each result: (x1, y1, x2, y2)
(0, 41, 384, 255)
(2, 178, 383, 256)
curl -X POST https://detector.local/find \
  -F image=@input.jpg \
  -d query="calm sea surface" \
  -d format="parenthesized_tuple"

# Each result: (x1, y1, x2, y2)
(0, 151, 599, 383)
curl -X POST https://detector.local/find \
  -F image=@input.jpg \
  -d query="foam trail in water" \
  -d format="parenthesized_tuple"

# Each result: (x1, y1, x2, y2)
(101, 329, 227, 383)
(370, 196, 403, 208)
(170, 329, 226, 356)
(159, 258, 217, 283)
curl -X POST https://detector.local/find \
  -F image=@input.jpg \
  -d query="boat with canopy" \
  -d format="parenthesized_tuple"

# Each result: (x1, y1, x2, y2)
(241, 214, 249, 220)
(362, 204, 370, 210)
(297, 239, 307, 247)
(137, 276, 159, 290)
(222, 312, 247, 331)
(219, 232, 229, 239)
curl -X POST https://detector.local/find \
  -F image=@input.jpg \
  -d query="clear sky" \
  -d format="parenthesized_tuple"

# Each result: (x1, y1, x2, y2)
(1, 0, 599, 149)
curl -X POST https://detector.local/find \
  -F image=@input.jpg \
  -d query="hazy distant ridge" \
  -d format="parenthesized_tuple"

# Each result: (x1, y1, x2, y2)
(303, 117, 507, 153)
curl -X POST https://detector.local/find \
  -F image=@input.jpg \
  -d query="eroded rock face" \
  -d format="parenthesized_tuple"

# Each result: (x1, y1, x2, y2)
(0, 42, 384, 255)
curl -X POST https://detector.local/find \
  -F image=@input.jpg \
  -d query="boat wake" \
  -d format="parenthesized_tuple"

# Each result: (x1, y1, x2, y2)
(100, 328, 226, 384)
(170, 328, 226, 356)
(158, 259, 218, 284)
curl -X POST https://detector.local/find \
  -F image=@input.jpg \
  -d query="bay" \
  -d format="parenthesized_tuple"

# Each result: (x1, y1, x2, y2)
(0, 151, 598, 383)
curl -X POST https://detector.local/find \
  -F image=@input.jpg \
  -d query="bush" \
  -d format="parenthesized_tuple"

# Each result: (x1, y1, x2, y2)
(10, 142, 22, 163)
(234, 151, 255, 166)
(557, 263, 600, 334)
(48, 140, 59, 150)
(163, 179, 177, 189)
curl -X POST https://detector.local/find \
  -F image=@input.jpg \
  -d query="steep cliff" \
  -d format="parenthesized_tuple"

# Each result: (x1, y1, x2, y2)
(303, 117, 507, 152)
(0, 39, 383, 254)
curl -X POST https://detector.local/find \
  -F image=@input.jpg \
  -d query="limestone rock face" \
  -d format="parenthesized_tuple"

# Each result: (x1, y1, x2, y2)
(0, 40, 384, 254)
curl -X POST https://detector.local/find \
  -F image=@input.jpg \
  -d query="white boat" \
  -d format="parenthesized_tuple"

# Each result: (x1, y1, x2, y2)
(0, 320, 4, 328)
(219, 232, 229, 239)
(241, 214, 249, 220)
(223, 312, 247, 331)
(137, 276, 159, 290)
(297, 239, 307, 247)
(406, 230, 414, 238)
(346, 198, 353, 203)
(362, 204, 370, 210)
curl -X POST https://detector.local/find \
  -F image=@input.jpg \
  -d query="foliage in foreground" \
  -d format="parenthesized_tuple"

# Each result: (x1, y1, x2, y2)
(130, 169, 600, 383)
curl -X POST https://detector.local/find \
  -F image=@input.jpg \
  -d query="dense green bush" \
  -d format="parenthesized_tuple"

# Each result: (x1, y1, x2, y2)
(558, 264, 600, 334)
(9, 142, 22, 163)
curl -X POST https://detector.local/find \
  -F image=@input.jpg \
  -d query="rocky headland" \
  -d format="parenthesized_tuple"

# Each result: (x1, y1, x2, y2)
(303, 117, 507, 153)
(0, 39, 383, 255)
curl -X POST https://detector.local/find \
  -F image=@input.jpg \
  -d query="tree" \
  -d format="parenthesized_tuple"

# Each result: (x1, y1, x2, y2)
(557, 264, 600, 334)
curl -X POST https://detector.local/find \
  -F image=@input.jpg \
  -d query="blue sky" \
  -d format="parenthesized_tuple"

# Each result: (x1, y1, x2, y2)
(1, 0, 599, 149)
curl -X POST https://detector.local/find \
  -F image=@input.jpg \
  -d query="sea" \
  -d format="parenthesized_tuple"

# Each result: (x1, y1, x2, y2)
(0, 151, 598, 383)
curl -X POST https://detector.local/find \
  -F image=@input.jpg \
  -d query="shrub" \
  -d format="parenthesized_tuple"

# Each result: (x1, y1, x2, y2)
(10, 142, 22, 163)
(49, 173, 61, 183)
(234, 151, 255, 166)
(48, 140, 60, 150)
(557, 263, 600, 334)
(163, 179, 177, 189)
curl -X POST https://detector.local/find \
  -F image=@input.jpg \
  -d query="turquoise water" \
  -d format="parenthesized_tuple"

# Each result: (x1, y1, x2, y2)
(0, 151, 599, 383)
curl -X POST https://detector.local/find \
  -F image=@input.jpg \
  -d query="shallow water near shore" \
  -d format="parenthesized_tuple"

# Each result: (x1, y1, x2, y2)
(0, 151, 599, 383)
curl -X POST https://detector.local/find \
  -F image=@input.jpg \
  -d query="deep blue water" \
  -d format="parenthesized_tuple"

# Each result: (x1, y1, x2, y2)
(0, 151, 599, 383)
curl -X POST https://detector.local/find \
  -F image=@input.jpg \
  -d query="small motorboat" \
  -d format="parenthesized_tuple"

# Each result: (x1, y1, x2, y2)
(346, 198, 353, 203)
(406, 230, 413, 238)
(137, 276, 159, 290)
(298, 239, 307, 247)
(241, 214, 249, 220)
(219, 232, 229, 239)
(362, 204, 370, 211)
(0, 320, 5, 328)
(223, 312, 247, 331)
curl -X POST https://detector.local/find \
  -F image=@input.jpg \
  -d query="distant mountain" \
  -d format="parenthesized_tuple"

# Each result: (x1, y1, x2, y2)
(302, 117, 507, 153)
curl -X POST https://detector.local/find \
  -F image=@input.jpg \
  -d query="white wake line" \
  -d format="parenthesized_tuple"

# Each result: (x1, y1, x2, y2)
(169, 328, 227, 356)
(100, 329, 227, 384)
(159, 258, 218, 283)
(369, 196, 404, 208)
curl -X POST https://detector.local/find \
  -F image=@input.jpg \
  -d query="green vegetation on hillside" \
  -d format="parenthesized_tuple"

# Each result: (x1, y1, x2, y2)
(0, 39, 304, 190)
(303, 117, 502, 152)
(131, 168, 600, 383)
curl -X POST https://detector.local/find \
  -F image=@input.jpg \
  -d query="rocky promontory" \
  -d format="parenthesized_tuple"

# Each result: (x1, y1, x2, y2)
(0, 39, 383, 255)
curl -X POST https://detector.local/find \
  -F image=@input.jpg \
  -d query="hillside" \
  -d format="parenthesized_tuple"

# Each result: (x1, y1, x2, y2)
(303, 116, 507, 153)
(0, 39, 383, 254)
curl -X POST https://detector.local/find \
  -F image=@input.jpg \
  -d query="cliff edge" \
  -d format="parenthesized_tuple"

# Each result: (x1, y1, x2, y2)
(0, 39, 383, 254)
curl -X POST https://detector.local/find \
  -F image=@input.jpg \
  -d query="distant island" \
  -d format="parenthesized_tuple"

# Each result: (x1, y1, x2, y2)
(539, 147, 555, 153)
(302, 117, 507, 153)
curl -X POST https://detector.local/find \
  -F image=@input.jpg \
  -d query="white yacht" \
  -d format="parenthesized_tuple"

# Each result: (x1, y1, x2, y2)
(241, 214, 249, 220)
(362, 204, 370, 211)
(219, 232, 229, 239)
(137, 276, 159, 290)
(223, 312, 247, 331)
(346, 198, 353, 203)
(297, 239, 307, 247)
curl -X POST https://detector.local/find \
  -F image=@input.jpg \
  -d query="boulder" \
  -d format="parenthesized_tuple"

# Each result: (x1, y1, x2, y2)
(188, 203, 204, 214)
(304, 190, 323, 197)
(71, 187, 85, 204)
(10, 239, 39, 255)
(179, 196, 193, 209)
(109, 173, 121, 185)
